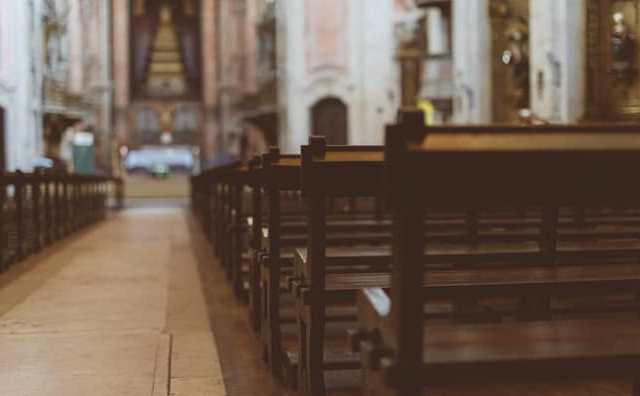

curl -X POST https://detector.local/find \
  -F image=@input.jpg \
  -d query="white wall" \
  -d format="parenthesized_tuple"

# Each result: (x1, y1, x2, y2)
(0, 0, 44, 171)
(278, 0, 396, 152)
(358, 0, 397, 145)
(530, 0, 586, 122)
(452, 0, 491, 123)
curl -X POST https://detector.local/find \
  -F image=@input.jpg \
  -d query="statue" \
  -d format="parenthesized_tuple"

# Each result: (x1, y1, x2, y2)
(611, 12, 636, 81)
(501, 19, 530, 109)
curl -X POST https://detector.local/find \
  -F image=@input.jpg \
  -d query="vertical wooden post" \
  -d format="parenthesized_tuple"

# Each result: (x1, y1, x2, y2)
(0, 176, 6, 271)
(223, 182, 232, 275)
(54, 175, 61, 238)
(390, 196, 424, 396)
(301, 137, 328, 396)
(79, 181, 85, 227)
(249, 157, 262, 331)
(213, 177, 219, 236)
(264, 148, 283, 378)
(62, 175, 70, 235)
(32, 173, 41, 251)
(15, 171, 24, 260)
(203, 179, 211, 240)
(43, 173, 51, 245)
(387, 124, 424, 396)
(232, 180, 244, 298)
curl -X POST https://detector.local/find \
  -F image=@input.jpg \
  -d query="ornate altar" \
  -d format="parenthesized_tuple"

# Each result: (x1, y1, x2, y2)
(128, 0, 202, 147)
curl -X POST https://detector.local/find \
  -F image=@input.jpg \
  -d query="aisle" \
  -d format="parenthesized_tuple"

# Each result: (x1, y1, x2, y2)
(0, 207, 225, 396)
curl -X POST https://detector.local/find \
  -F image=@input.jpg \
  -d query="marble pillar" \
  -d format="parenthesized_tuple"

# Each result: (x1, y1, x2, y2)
(0, 0, 43, 171)
(530, 0, 586, 123)
(201, 0, 218, 164)
(112, 0, 130, 146)
(452, 0, 492, 123)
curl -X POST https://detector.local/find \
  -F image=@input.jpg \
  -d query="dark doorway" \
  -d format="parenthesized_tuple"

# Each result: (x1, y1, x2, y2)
(311, 97, 348, 145)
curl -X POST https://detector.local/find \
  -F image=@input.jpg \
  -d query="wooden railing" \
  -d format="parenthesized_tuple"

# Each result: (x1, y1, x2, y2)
(0, 171, 124, 271)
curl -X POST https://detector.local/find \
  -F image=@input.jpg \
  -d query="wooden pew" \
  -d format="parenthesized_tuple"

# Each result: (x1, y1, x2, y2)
(226, 162, 252, 300)
(296, 128, 640, 395)
(253, 149, 303, 377)
(193, 161, 255, 301)
(188, 122, 640, 394)
(251, 148, 395, 382)
(354, 127, 640, 396)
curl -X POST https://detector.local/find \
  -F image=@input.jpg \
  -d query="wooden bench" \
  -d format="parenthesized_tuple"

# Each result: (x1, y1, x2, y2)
(189, 120, 640, 395)
(248, 148, 395, 381)
(225, 162, 252, 300)
(296, 128, 640, 395)
(195, 161, 253, 299)
(354, 127, 640, 396)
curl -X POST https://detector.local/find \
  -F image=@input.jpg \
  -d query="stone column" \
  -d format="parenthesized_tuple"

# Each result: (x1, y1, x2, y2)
(244, 0, 258, 94)
(201, 0, 218, 166)
(530, 0, 586, 123)
(452, 0, 492, 123)
(112, 0, 130, 147)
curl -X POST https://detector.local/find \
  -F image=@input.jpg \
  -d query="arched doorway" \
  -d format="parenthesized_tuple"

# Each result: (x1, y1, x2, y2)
(311, 97, 348, 145)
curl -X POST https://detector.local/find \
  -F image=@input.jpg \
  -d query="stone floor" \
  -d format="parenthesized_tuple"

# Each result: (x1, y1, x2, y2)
(0, 205, 225, 396)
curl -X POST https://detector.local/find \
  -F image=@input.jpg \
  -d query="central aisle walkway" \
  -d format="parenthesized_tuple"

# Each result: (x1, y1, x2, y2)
(0, 206, 226, 395)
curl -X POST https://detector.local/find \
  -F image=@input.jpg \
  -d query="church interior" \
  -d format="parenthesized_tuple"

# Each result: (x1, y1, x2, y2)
(4, 0, 640, 395)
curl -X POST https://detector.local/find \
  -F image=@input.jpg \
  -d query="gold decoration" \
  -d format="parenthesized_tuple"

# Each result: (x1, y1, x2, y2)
(145, 5, 188, 97)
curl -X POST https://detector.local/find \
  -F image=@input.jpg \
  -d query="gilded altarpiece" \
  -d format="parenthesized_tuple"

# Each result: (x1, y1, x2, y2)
(587, 0, 640, 120)
(128, 0, 202, 147)
(490, 0, 530, 123)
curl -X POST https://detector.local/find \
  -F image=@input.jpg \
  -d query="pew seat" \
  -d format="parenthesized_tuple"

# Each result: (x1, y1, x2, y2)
(357, 297, 640, 389)
(295, 262, 640, 303)
(293, 241, 640, 282)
